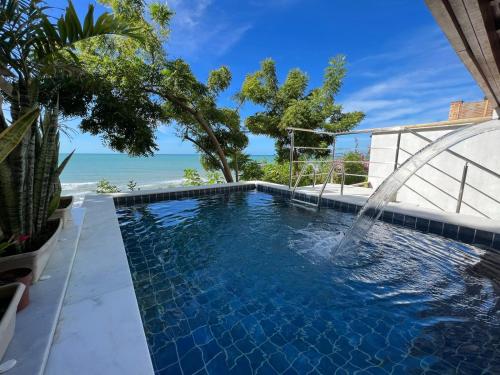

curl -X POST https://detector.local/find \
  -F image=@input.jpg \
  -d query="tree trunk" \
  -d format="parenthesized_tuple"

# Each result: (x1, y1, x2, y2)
(161, 91, 234, 182)
(191, 113, 233, 183)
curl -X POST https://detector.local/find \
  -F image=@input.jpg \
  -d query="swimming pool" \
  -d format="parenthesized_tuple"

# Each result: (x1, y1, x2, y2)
(117, 190, 500, 374)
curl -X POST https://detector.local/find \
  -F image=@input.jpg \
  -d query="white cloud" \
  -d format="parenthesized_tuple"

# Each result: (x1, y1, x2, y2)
(166, 0, 251, 58)
(340, 26, 483, 129)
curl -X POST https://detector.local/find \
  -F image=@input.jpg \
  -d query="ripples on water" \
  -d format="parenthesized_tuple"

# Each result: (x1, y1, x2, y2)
(118, 191, 500, 374)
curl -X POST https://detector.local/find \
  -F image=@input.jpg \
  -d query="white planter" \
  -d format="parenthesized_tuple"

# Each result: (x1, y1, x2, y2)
(0, 219, 62, 282)
(50, 196, 74, 227)
(0, 283, 25, 360)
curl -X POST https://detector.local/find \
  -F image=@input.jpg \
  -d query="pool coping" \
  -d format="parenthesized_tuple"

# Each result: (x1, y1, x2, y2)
(112, 181, 500, 250)
(44, 195, 155, 375)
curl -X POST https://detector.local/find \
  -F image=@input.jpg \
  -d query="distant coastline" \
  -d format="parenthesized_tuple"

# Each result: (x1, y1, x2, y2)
(59, 153, 274, 197)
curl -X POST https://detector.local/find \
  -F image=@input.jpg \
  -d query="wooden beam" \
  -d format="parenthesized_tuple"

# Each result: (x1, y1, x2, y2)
(425, 0, 500, 107)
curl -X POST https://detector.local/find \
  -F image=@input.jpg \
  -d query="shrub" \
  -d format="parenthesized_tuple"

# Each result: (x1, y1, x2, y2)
(206, 171, 224, 184)
(183, 169, 203, 186)
(96, 179, 120, 193)
(240, 160, 264, 181)
(341, 152, 368, 185)
(127, 180, 138, 191)
(261, 162, 290, 185)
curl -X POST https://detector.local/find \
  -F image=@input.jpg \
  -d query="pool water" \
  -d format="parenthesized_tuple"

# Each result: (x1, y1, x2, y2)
(117, 191, 500, 374)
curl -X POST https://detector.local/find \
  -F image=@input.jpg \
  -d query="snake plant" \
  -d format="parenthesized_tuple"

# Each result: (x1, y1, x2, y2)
(0, 0, 140, 251)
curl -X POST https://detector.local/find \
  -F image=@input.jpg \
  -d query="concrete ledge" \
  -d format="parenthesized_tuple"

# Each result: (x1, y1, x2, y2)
(44, 195, 153, 375)
(4, 208, 85, 375)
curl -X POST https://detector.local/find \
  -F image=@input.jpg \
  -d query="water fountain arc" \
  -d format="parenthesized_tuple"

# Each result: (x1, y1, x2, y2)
(334, 119, 500, 257)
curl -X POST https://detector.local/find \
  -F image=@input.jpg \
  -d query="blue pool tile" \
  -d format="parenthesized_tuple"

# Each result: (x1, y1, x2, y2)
(255, 361, 278, 375)
(200, 340, 222, 363)
(164, 361, 183, 375)
(493, 234, 500, 250)
(381, 211, 393, 223)
(206, 353, 229, 374)
(458, 227, 475, 244)
(403, 215, 417, 229)
(416, 217, 430, 232)
(443, 224, 459, 240)
(193, 325, 212, 346)
(231, 355, 252, 375)
(429, 221, 443, 235)
(153, 342, 178, 371)
(180, 347, 204, 374)
(393, 213, 404, 226)
(473, 230, 493, 248)
(176, 334, 195, 354)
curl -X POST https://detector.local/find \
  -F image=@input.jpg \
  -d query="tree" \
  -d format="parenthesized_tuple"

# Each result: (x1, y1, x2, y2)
(0, 0, 139, 250)
(238, 56, 364, 162)
(66, 0, 243, 182)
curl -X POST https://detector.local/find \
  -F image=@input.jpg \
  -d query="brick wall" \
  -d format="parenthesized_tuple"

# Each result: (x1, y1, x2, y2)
(448, 99, 493, 120)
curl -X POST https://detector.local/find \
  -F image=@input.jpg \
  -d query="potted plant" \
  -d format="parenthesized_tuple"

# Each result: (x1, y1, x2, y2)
(50, 195, 74, 227)
(0, 1, 139, 281)
(0, 268, 33, 311)
(0, 283, 25, 361)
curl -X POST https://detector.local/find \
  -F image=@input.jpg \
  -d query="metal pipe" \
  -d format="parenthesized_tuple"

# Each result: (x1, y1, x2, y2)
(341, 166, 346, 195)
(294, 146, 331, 150)
(331, 137, 336, 184)
(456, 162, 468, 213)
(286, 119, 479, 137)
(394, 131, 401, 171)
(288, 130, 294, 188)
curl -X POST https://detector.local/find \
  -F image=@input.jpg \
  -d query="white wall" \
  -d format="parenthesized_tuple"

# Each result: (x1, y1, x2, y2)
(368, 123, 500, 220)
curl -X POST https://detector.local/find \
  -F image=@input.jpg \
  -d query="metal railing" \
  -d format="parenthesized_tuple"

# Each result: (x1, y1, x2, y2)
(287, 121, 500, 215)
(287, 127, 372, 208)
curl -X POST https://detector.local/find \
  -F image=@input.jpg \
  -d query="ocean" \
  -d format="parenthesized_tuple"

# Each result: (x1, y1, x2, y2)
(60, 153, 274, 198)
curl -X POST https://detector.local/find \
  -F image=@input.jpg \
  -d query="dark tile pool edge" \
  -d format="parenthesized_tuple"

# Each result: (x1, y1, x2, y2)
(111, 182, 500, 251)
(255, 184, 500, 251)
(113, 183, 256, 207)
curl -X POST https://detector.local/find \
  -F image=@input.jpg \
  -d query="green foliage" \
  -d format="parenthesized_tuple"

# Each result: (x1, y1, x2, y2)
(127, 180, 138, 191)
(341, 152, 368, 185)
(261, 162, 291, 185)
(239, 56, 364, 161)
(149, 2, 173, 31)
(183, 169, 223, 186)
(72, 2, 242, 181)
(240, 160, 264, 181)
(183, 169, 203, 186)
(206, 171, 224, 184)
(0, 0, 135, 249)
(238, 152, 368, 188)
(96, 179, 121, 193)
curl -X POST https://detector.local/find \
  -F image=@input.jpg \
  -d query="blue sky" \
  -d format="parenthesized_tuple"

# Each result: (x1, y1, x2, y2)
(57, 0, 483, 155)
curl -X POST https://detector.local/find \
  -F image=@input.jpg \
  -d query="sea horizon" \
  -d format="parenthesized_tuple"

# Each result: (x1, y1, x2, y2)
(60, 153, 274, 197)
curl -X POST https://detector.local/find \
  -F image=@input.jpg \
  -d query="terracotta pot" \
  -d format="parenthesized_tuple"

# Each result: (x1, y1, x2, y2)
(0, 283, 25, 360)
(50, 196, 74, 227)
(0, 219, 62, 282)
(0, 268, 33, 311)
